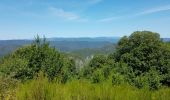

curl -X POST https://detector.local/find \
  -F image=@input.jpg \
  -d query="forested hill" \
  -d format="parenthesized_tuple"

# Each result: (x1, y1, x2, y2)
(0, 37, 120, 57)
(162, 38, 170, 42)
(0, 37, 169, 57)
(47, 37, 120, 42)
(0, 40, 32, 57)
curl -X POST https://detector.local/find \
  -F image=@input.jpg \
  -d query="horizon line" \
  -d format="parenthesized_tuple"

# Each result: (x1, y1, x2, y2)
(0, 36, 169, 41)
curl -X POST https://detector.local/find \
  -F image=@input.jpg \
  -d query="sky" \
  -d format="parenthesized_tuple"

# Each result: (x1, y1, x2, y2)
(0, 0, 170, 40)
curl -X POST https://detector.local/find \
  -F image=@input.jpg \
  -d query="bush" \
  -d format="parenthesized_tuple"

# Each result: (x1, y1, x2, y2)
(111, 73, 125, 85)
(133, 69, 162, 90)
(0, 36, 76, 82)
(91, 69, 105, 83)
(112, 31, 170, 87)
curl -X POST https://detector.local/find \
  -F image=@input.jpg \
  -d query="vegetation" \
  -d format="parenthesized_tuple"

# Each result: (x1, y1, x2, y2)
(113, 31, 170, 88)
(16, 75, 170, 100)
(70, 44, 115, 59)
(0, 31, 170, 100)
(0, 38, 117, 57)
(0, 36, 76, 82)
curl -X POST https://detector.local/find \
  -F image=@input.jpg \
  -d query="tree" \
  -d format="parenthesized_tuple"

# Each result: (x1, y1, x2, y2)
(0, 36, 76, 82)
(112, 31, 170, 87)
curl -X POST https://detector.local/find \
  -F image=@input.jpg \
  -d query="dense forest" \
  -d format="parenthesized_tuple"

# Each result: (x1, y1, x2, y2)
(0, 31, 170, 100)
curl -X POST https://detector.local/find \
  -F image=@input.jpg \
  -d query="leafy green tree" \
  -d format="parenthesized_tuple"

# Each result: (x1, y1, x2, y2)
(82, 54, 131, 84)
(112, 31, 170, 87)
(0, 36, 76, 82)
(91, 69, 105, 83)
(81, 55, 110, 82)
(133, 69, 162, 90)
(82, 55, 107, 78)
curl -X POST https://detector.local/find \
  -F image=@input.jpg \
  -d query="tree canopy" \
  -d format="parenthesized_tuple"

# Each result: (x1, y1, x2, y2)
(81, 31, 170, 89)
(0, 36, 76, 82)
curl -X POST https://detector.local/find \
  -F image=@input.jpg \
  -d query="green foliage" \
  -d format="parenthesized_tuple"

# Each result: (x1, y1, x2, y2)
(0, 57, 29, 80)
(81, 55, 113, 83)
(146, 69, 162, 90)
(79, 31, 170, 90)
(133, 69, 162, 90)
(112, 31, 170, 88)
(0, 36, 76, 82)
(70, 44, 115, 59)
(115, 31, 161, 73)
(111, 73, 125, 85)
(81, 54, 131, 85)
(16, 76, 170, 100)
(91, 68, 105, 83)
(81, 55, 107, 78)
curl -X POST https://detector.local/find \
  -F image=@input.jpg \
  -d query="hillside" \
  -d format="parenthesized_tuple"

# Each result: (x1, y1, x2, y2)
(0, 37, 119, 57)
(0, 31, 170, 99)
(0, 37, 169, 57)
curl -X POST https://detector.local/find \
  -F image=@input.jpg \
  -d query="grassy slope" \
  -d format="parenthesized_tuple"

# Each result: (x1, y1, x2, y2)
(15, 77, 170, 100)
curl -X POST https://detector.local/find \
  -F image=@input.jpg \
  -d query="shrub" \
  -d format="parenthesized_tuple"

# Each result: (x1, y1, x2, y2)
(0, 36, 76, 82)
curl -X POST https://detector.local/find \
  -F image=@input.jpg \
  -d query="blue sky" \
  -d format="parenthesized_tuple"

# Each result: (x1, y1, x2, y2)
(0, 0, 170, 39)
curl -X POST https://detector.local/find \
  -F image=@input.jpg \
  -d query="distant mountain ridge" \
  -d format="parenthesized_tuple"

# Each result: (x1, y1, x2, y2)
(0, 37, 120, 57)
(1, 37, 169, 42)
(47, 37, 121, 43)
(162, 38, 170, 42)
(0, 37, 169, 57)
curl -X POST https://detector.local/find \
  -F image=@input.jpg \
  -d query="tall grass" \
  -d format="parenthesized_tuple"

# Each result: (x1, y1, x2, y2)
(16, 76, 170, 100)
(0, 76, 18, 100)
